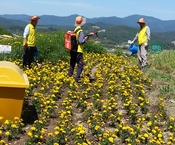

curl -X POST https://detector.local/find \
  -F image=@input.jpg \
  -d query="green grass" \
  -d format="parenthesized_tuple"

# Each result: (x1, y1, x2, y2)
(143, 50, 175, 97)
(150, 50, 175, 71)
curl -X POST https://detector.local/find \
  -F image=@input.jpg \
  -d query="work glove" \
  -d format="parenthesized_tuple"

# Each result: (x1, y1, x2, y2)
(144, 42, 148, 46)
(130, 41, 134, 45)
(89, 32, 95, 36)
(128, 40, 133, 45)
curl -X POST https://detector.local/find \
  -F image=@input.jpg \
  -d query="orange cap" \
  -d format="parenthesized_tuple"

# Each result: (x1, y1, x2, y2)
(137, 18, 146, 24)
(29, 16, 40, 21)
(75, 16, 86, 26)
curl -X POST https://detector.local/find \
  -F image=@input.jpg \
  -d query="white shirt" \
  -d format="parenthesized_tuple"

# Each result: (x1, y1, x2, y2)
(23, 25, 30, 38)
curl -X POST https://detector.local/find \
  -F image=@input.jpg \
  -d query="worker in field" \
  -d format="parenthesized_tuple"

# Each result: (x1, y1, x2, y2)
(22, 15, 40, 68)
(130, 18, 151, 69)
(68, 16, 89, 83)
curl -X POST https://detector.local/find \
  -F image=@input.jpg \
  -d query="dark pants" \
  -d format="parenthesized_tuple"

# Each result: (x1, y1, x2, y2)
(23, 46, 36, 68)
(68, 51, 84, 82)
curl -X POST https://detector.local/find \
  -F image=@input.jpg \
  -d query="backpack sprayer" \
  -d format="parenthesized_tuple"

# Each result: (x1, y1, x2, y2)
(86, 29, 106, 40)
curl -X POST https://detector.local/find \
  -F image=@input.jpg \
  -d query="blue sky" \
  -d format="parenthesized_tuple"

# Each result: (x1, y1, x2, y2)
(1, 0, 175, 20)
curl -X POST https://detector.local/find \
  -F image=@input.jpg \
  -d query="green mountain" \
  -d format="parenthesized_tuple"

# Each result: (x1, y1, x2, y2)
(0, 14, 174, 49)
(1, 14, 175, 32)
(82, 24, 174, 49)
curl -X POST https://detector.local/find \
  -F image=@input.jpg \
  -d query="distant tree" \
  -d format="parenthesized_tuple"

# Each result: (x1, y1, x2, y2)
(0, 26, 12, 35)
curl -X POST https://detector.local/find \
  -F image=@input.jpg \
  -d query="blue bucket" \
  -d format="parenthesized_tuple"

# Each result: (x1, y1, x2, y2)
(128, 45, 138, 55)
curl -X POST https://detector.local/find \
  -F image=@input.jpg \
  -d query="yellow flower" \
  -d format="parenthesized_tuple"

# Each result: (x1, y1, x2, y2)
(167, 141, 172, 145)
(71, 128, 75, 132)
(115, 128, 119, 132)
(4, 120, 10, 125)
(40, 135, 43, 139)
(5, 131, 11, 136)
(28, 131, 33, 137)
(142, 117, 145, 121)
(55, 131, 59, 135)
(158, 133, 162, 138)
(170, 117, 175, 121)
(118, 112, 122, 115)
(152, 129, 156, 134)
(108, 137, 114, 143)
(60, 128, 66, 134)
(103, 132, 108, 138)
(141, 89, 145, 94)
(103, 110, 107, 113)
(48, 132, 53, 136)
(41, 128, 45, 134)
(0, 140, 5, 144)
(130, 110, 135, 114)
(14, 117, 20, 121)
(144, 133, 149, 138)
(135, 139, 140, 143)
(147, 121, 152, 126)
(11, 124, 18, 129)
(31, 126, 37, 131)
(169, 133, 173, 137)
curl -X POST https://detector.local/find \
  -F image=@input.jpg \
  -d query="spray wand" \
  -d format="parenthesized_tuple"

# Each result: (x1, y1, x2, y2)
(86, 29, 106, 40)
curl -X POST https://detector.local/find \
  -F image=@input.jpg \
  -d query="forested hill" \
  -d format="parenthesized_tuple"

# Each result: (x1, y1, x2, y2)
(0, 14, 175, 49)
(1, 14, 175, 32)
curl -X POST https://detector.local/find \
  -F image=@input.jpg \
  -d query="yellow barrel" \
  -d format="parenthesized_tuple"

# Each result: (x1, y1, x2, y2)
(0, 61, 29, 123)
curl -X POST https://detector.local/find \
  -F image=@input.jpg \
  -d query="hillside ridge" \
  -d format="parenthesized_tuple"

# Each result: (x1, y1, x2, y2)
(1, 14, 175, 32)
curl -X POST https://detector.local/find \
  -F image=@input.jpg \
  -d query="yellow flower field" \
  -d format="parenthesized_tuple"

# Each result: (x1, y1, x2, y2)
(0, 51, 175, 145)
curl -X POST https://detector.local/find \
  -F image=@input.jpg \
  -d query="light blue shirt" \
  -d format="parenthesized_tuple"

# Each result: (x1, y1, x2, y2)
(78, 31, 86, 44)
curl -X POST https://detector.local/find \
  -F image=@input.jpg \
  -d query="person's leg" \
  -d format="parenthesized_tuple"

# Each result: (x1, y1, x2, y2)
(23, 46, 29, 68)
(137, 45, 142, 68)
(33, 47, 38, 66)
(140, 44, 148, 67)
(28, 47, 36, 68)
(68, 51, 77, 77)
(75, 53, 83, 82)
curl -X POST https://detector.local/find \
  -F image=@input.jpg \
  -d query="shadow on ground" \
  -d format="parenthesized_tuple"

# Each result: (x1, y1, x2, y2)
(21, 100, 38, 125)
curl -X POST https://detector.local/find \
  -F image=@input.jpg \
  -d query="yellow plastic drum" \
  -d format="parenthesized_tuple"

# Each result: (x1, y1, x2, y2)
(0, 61, 29, 123)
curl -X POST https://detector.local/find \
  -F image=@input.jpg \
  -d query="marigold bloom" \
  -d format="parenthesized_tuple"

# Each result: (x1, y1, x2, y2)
(108, 137, 114, 143)
(28, 132, 33, 137)
(5, 131, 11, 136)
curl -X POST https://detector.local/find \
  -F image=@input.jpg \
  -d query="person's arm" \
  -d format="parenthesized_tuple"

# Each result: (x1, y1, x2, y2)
(131, 33, 138, 44)
(146, 26, 151, 43)
(23, 25, 30, 46)
(78, 31, 88, 44)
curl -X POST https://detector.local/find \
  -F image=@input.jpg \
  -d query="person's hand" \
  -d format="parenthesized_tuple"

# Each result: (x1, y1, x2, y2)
(130, 41, 134, 45)
(128, 40, 134, 45)
(85, 36, 89, 40)
(89, 32, 95, 36)
(24, 43, 28, 47)
(144, 42, 148, 46)
(24, 43, 28, 49)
